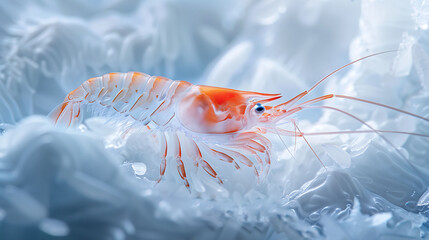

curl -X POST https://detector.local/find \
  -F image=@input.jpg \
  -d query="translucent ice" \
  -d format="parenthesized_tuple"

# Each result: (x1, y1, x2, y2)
(1, 0, 429, 239)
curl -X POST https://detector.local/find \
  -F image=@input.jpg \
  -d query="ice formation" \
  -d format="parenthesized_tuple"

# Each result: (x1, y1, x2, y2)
(0, 0, 429, 239)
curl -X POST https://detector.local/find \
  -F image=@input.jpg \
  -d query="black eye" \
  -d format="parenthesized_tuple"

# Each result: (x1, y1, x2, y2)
(254, 103, 265, 114)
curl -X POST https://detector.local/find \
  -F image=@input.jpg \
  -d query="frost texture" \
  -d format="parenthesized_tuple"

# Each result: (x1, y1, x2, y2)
(1, 0, 429, 239)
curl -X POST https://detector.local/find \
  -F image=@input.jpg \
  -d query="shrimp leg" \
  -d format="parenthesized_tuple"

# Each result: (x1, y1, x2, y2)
(204, 144, 241, 170)
(231, 132, 273, 175)
(172, 133, 190, 191)
(213, 145, 260, 178)
(156, 132, 168, 184)
(191, 141, 223, 184)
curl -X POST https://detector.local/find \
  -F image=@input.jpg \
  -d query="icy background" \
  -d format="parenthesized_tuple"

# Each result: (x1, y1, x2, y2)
(0, 0, 429, 239)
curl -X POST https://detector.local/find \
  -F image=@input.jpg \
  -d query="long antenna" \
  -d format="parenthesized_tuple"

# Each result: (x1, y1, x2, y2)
(307, 50, 397, 94)
(276, 50, 397, 111)
(275, 128, 297, 161)
(302, 105, 427, 183)
(293, 122, 327, 170)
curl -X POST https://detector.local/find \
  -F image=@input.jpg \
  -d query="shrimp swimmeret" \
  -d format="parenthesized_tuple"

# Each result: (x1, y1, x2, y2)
(49, 51, 429, 190)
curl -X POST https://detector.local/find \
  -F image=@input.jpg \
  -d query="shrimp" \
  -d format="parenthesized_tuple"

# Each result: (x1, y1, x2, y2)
(49, 52, 429, 190)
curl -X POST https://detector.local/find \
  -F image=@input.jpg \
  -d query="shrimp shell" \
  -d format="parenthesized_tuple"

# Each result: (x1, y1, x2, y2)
(50, 72, 190, 128)
(50, 54, 429, 191)
(50, 72, 274, 190)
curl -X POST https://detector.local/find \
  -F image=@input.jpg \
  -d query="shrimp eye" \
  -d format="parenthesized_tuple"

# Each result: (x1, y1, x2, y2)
(254, 103, 265, 114)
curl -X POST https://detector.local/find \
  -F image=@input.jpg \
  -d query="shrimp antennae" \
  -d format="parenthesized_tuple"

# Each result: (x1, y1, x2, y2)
(275, 128, 429, 138)
(290, 94, 429, 123)
(334, 95, 429, 122)
(293, 121, 327, 170)
(274, 128, 297, 161)
(307, 50, 397, 93)
(275, 50, 397, 111)
(301, 105, 427, 181)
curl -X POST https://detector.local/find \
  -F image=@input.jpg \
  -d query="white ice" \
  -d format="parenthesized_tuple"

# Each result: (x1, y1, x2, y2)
(0, 0, 429, 239)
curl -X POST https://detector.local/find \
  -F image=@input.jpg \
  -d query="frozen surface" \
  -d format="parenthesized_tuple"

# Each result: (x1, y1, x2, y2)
(1, 0, 429, 239)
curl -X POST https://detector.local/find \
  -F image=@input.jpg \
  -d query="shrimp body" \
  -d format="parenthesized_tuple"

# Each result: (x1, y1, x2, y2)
(50, 72, 283, 189)
(50, 54, 429, 190)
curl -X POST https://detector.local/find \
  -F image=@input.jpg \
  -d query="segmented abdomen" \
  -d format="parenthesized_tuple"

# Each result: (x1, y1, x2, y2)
(50, 72, 191, 127)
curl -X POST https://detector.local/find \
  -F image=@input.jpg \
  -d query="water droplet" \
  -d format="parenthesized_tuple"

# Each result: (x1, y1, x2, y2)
(132, 162, 147, 176)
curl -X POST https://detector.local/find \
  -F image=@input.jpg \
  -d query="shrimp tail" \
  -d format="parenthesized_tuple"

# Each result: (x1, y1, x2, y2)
(49, 101, 82, 127)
